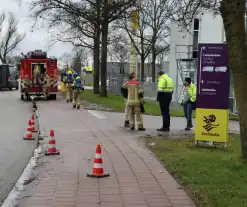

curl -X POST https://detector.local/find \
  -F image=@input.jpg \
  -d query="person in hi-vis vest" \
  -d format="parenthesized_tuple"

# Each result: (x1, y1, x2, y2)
(181, 77, 197, 131)
(156, 71, 174, 132)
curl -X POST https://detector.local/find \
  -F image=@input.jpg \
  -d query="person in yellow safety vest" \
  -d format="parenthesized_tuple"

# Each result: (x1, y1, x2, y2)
(156, 71, 174, 132)
(67, 67, 74, 74)
(122, 72, 145, 131)
(181, 77, 197, 131)
(65, 70, 74, 102)
(22, 74, 30, 100)
(43, 72, 50, 100)
(33, 65, 41, 85)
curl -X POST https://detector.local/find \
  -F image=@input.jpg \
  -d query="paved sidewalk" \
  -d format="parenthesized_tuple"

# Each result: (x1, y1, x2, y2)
(85, 110, 240, 135)
(21, 100, 196, 207)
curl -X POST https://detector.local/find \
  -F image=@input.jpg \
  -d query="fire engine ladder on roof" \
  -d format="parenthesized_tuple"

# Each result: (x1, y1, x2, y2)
(175, 45, 197, 102)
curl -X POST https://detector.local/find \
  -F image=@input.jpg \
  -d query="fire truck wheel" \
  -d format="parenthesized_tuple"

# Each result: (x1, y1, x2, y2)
(9, 87, 12, 91)
(48, 94, 57, 100)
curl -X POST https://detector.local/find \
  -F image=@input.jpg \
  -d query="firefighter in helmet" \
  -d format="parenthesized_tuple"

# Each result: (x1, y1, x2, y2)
(43, 72, 50, 100)
(72, 73, 83, 109)
(22, 74, 30, 100)
(122, 72, 145, 131)
(33, 64, 41, 85)
(64, 70, 74, 102)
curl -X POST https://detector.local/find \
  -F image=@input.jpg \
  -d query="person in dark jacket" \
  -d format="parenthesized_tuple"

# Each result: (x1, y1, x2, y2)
(121, 78, 130, 127)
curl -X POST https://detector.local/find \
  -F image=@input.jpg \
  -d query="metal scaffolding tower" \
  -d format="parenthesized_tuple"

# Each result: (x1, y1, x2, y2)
(175, 45, 197, 101)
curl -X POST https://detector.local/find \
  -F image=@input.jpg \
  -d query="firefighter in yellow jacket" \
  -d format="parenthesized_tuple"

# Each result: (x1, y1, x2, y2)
(33, 65, 41, 85)
(122, 72, 145, 131)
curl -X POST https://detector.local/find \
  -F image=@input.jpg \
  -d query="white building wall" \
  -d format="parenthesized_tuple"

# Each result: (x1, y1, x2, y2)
(199, 12, 225, 43)
(169, 23, 194, 101)
(169, 11, 225, 102)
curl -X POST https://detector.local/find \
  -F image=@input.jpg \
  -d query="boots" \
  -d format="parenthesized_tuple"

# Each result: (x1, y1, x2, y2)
(70, 99, 72, 102)
(188, 120, 193, 128)
(77, 105, 80, 109)
(66, 100, 69, 103)
(185, 120, 193, 131)
(124, 120, 130, 128)
(73, 104, 76, 108)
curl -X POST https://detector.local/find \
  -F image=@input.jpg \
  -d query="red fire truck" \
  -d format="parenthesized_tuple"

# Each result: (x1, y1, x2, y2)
(20, 50, 58, 100)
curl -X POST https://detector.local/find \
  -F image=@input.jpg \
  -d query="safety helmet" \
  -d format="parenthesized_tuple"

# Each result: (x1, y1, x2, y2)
(73, 73, 78, 78)
(76, 76, 81, 80)
(67, 70, 72, 75)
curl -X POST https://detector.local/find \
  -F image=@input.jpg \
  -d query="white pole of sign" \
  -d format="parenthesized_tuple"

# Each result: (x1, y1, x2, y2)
(198, 46, 204, 95)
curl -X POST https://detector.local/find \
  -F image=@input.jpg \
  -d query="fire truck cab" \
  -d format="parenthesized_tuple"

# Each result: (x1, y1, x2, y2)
(20, 50, 58, 100)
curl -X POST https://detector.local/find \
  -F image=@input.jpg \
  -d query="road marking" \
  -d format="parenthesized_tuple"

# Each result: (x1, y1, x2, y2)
(87, 110, 108, 119)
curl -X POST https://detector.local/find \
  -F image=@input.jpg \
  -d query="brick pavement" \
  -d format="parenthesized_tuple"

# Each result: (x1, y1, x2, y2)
(21, 100, 196, 207)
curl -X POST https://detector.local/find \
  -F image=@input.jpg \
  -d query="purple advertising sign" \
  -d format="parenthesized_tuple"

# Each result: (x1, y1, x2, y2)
(196, 43, 230, 109)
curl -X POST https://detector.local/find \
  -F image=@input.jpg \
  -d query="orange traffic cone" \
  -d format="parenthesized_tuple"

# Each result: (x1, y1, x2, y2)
(87, 144, 110, 178)
(23, 120, 35, 140)
(45, 130, 60, 156)
(31, 114, 36, 132)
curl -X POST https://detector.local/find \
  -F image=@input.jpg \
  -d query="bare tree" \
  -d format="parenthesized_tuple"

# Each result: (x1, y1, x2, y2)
(116, 4, 152, 81)
(72, 46, 92, 72)
(76, 47, 92, 66)
(138, 0, 170, 81)
(59, 52, 73, 69)
(0, 12, 25, 64)
(156, 48, 168, 72)
(30, 0, 137, 97)
(109, 33, 129, 74)
(30, 0, 101, 93)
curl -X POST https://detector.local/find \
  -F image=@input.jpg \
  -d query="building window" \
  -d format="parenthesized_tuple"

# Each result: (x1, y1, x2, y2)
(192, 18, 199, 59)
(193, 31, 199, 51)
(194, 18, 199, 31)
(192, 51, 198, 59)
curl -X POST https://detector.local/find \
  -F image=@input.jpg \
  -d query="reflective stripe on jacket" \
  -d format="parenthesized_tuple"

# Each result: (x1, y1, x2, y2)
(157, 74, 174, 93)
(34, 66, 40, 73)
(122, 80, 143, 105)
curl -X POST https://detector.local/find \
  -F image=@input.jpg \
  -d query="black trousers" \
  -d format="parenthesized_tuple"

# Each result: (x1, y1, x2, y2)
(158, 92, 173, 129)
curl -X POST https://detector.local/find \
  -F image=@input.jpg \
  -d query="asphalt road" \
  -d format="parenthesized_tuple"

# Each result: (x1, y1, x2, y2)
(0, 90, 36, 204)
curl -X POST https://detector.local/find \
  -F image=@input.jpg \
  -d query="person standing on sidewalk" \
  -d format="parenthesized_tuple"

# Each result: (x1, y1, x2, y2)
(22, 74, 30, 100)
(122, 72, 145, 131)
(181, 77, 197, 130)
(72, 73, 84, 109)
(156, 71, 174, 132)
(65, 70, 74, 103)
(121, 78, 130, 127)
(43, 72, 50, 100)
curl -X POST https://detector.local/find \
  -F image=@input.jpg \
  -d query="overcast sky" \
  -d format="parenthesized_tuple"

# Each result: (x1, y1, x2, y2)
(0, 0, 73, 58)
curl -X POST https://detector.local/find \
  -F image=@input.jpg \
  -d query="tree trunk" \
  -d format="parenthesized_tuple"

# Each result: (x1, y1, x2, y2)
(232, 74, 247, 159)
(93, 34, 100, 94)
(100, 1, 109, 97)
(151, 45, 156, 82)
(141, 56, 145, 81)
(220, 0, 247, 159)
(93, 0, 101, 94)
